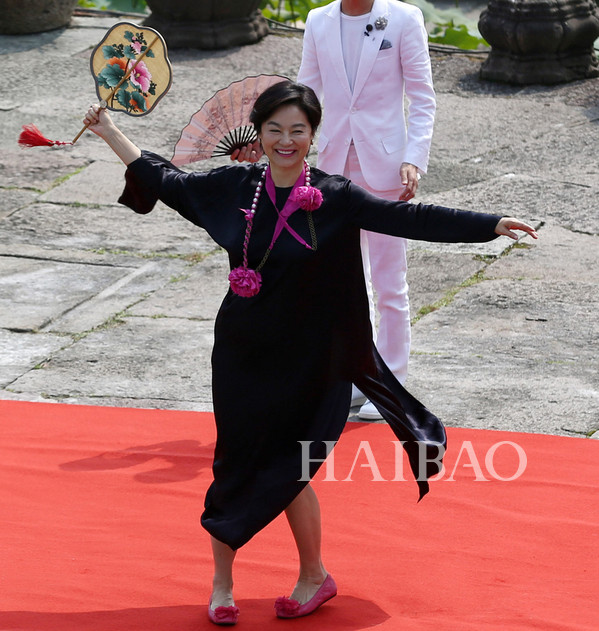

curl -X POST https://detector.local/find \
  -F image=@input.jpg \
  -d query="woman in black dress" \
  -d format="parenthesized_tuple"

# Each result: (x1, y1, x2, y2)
(83, 81, 537, 625)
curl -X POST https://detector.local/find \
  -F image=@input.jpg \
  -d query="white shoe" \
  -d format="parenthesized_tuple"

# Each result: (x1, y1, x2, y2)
(358, 400, 383, 420)
(351, 386, 367, 407)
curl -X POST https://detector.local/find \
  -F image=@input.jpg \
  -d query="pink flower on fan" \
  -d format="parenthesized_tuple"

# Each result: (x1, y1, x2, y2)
(128, 59, 152, 93)
(131, 38, 143, 54)
(291, 185, 323, 211)
(228, 267, 262, 297)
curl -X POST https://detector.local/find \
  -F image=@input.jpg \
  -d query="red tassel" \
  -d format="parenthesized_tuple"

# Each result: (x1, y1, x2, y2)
(18, 124, 73, 148)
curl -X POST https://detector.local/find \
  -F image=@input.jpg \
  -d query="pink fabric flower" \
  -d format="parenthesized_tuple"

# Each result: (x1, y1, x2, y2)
(128, 59, 152, 93)
(291, 185, 323, 211)
(274, 596, 300, 616)
(228, 267, 262, 297)
(212, 605, 240, 622)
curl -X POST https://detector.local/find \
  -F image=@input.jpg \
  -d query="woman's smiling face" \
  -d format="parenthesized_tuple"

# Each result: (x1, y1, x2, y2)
(259, 104, 313, 182)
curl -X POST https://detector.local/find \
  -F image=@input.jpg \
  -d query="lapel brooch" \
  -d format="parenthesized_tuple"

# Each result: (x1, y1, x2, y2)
(365, 15, 389, 37)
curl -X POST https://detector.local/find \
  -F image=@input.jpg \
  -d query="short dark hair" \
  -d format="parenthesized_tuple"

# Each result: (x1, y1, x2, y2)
(250, 80, 321, 134)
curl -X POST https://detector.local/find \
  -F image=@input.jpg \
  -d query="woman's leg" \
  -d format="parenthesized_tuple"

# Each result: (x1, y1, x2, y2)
(210, 536, 237, 608)
(284, 484, 328, 603)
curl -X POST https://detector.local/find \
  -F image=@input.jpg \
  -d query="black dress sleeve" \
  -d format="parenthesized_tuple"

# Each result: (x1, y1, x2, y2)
(117, 150, 253, 229)
(118, 150, 190, 215)
(346, 180, 501, 243)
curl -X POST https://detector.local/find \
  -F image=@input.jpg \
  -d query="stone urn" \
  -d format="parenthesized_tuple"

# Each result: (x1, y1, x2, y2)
(478, 0, 599, 84)
(0, 0, 78, 34)
(144, 0, 269, 50)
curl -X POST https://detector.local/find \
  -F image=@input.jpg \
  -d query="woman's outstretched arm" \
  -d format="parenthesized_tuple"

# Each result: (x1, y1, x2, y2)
(83, 105, 141, 166)
(348, 179, 538, 244)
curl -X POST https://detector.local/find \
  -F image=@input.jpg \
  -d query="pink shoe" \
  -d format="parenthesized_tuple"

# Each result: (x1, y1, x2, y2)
(208, 598, 239, 626)
(274, 574, 337, 618)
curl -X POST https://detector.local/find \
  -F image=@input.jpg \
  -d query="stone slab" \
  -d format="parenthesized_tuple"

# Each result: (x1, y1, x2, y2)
(39, 160, 130, 206)
(9, 316, 215, 405)
(0, 188, 37, 219)
(409, 278, 598, 436)
(406, 250, 486, 317)
(0, 242, 142, 267)
(0, 149, 91, 192)
(419, 158, 499, 196)
(407, 227, 534, 258)
(0, 328, 66, 388)
(486, 223, 599, 282)
(430, 93, 583, 164)
(476, 116, 599, 189)
(425, 173, 597, 235)
(0, 201, 216, 256)
(0, 255, 135, 331)
(129, 250, 229, 321)
(48, 258, 192, 334)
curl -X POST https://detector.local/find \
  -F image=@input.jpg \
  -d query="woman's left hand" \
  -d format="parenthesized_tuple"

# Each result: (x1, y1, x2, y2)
(494, 217, 539, 240)
(230, 140, 263, 163)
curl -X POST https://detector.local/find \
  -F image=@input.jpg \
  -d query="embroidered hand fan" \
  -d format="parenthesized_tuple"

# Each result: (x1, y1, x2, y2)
(170, 74, 288, 167)
(18, 21, 172, 148)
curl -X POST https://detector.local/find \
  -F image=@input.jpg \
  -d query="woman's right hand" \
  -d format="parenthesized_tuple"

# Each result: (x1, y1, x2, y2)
(83, 104, 115, 139)
(82, 104, 141, 165)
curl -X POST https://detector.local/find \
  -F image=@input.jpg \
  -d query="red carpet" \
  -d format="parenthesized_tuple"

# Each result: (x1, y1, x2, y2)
(1, 399, 597, 630)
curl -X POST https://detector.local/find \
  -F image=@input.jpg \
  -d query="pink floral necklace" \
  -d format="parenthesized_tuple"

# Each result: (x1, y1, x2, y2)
(229, 161, 323, 297)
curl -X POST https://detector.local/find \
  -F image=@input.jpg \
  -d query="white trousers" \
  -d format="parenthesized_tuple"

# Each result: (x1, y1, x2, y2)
(343, 145, 410, 384)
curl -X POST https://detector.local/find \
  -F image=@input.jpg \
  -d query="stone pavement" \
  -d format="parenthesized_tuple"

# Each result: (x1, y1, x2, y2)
(0, 13, 597, 439)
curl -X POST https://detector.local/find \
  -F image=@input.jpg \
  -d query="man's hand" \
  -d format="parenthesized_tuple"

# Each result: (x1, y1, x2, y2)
(399, 162, 420, 201)
(230, 140, 263, 163)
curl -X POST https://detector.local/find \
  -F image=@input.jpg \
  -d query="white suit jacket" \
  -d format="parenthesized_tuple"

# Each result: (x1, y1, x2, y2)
(297, 0, 436, 191)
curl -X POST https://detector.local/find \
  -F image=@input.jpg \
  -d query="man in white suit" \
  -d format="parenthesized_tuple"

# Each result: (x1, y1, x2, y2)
(297, 0, 436, 419)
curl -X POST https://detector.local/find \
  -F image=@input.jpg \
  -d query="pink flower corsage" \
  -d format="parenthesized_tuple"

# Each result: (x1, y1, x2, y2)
(291, 185, 323, 211)
(228, 266, 262, 297)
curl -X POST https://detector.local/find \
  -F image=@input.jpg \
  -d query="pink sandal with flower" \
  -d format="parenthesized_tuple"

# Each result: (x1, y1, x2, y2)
(274, 574, 337, 618)
(208, 598, 240, 626)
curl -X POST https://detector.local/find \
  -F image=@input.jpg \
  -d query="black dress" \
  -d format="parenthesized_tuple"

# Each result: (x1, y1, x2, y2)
(119, 152, 501, 550)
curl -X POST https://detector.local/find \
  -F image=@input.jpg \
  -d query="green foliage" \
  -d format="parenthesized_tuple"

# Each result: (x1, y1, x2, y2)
(405, 0, 488, 49)
(77, 0, 148, 13)
(429, 21, 486, 49)
(260, 0, 488, 50)
(260, 0, 324, 23)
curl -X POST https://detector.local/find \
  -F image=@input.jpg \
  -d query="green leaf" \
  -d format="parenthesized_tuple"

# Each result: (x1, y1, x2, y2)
(260, 0, 325, 23)
(124, 44, 137, 59)
(102, 44, 122, 59)
(116, 88, 132, 109)
(405, 0, 488, 49)
(129, 90, 147, 112)
(97, 63, 125, 88)
(78, 0, 149, 11)
(429, 22, 485, 49)
(124, 30, 134, 42)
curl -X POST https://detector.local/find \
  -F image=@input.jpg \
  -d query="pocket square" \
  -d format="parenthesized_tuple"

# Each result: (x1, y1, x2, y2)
(380, 39, 392, 50)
